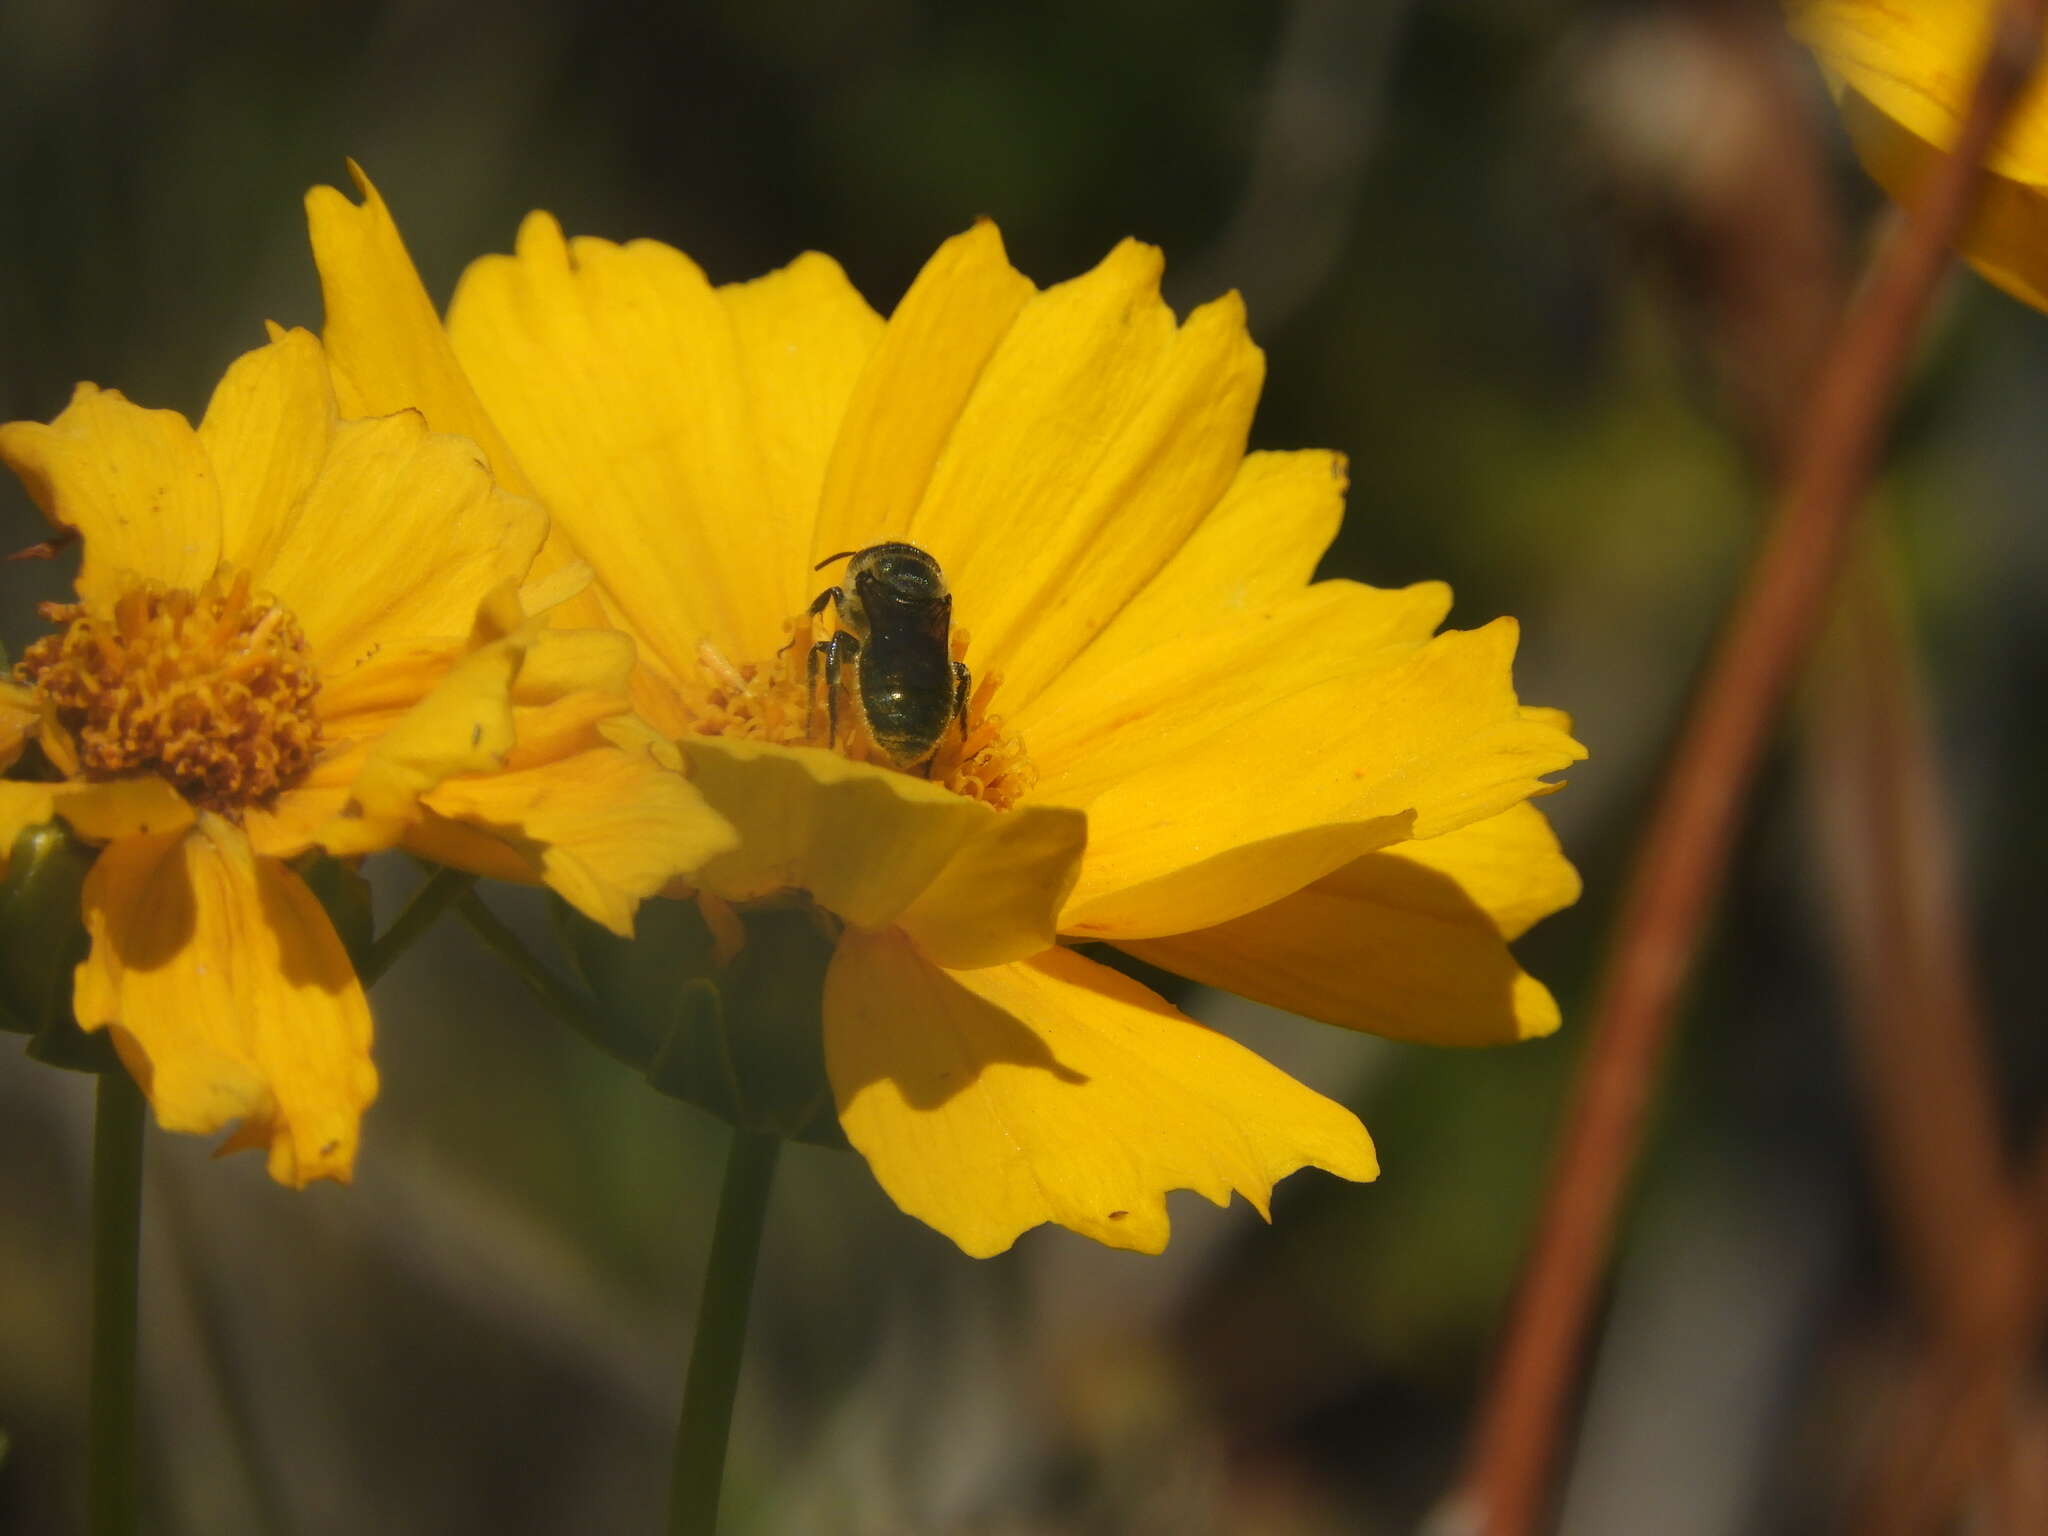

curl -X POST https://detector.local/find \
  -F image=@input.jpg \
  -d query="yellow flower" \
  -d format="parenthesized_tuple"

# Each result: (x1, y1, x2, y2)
(1790, 0, 2048, 311)
(304, 166, 1586, 1253)
(0, 327, 732, 1185)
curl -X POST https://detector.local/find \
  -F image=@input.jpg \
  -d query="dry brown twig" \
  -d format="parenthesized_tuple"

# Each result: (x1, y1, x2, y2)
(1809, 552, 2046, 1535)
(1445, 5, 2048, 1532)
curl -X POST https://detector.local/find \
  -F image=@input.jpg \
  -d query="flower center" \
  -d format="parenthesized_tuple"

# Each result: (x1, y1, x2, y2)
(680, 618, 1036, 811)
(17, 570, 323, 816)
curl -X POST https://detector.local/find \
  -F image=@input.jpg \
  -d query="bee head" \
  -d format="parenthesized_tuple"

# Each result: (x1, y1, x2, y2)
(846, 542, 947, 603)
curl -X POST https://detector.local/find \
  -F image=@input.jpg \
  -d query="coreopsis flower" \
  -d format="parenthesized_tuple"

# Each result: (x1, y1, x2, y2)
(1790, 0, 2048, 311)
(0, 328, 731, 1184)
(303, 166, 1585, 1253)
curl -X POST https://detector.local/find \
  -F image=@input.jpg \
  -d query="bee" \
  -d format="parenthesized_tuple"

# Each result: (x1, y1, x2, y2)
(805, 542, 971, 772)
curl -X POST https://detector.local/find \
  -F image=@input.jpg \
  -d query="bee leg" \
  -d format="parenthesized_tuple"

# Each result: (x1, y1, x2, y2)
(951, 661, 972, 741)
(809, 630, 859, 748)
(807, 638, 833, 745)
(781, 585, 844, 656)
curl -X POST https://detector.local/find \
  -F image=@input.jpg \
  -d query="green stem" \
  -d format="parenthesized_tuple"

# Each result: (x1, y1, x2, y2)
(668, 1128, 780, 1536)
(451, 891, 651, 1067)
(90, 1069, 145, 1536)
(359, 867, 477, 987)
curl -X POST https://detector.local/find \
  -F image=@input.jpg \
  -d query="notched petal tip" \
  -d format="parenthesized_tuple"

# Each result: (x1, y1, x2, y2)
(825, 932, 1376, 1257)
(0, 385, 223, 608)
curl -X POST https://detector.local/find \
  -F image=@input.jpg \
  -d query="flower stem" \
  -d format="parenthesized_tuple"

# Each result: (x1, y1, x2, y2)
(90, 1068, 144, 1536)
(360, 867, 477, 987)
(668, 1128, 780, 1536)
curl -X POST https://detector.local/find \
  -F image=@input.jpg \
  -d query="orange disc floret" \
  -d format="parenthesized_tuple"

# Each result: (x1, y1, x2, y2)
(677, 619, 1036, 811)
(18, 569, 323, 816)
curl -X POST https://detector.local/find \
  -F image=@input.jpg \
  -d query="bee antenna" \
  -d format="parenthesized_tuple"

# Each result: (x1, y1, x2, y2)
(813, 549, 857, 570)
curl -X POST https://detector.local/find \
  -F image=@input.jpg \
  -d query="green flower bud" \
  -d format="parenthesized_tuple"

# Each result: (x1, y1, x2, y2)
(553, 895, 846, 1149)
(0, 820, 117, 1074)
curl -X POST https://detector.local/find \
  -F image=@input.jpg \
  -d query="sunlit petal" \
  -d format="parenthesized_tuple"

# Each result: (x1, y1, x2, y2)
(448, 213, 798, 664)
(685, 735, 1078, 960)
(810, 221, 1034, 562)
(74, 816, 376, 1187)
(907, 243, 1265, 713)
(1053, 618, 1585, 939)
(422, 744, 735, 936)
(197, 325, 337, 577)
(826, 930, 1377, 1256)
(1037, 448, 1347, 704)
(1123, 803, 1579, 1045)
(304, 161, 537, 494)
(262, 411, 544, 678)
(0, 385, 220, 608)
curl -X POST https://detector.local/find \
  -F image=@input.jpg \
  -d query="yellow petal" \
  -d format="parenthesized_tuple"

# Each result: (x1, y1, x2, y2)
(0, 683, 38, 773)
(810, 221, 1035, 562)
(1038, 448, 1347, 705)
(0, 782, 57, 849)
(197, 325, 337, 577)
(683, 735, 1079, 961)
(318, 597, 538, 856)
(50, 777, 197, 843)
(244, 780, 352, 862)
(259, 409, 545, 677)
(1053, 616, 1586, 939)
(0, 384, 221, 607)
(720, 251, 885, 600)
(447, 214, 784, 664)
(304, 162, 537, 495)
(421, 744, 736, 936)
(1789, 1, 2048, 185)
(892, 797, 1087, 970)
(512, 627, 637, 705)
(1122, 802, 1580, 1046)
(825, 929, 1377, 1256)
(73, 816, 376, 1187)
(907, 244, 1266, 713)
(1023, 577, 1453, 795)
(1790, 4, 2048, 312)
(1520, 704, 1574, 736)
(314, 641, 468, 734)
(401, 813, 548, 889)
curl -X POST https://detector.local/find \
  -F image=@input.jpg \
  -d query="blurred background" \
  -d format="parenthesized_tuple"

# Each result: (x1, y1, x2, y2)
(3, 0, 2045, 1531)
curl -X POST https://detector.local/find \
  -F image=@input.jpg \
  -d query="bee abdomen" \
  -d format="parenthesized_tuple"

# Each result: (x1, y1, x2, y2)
(860, 673, 951, 765)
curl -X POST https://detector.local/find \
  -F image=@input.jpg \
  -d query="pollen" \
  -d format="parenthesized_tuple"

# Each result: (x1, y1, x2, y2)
(18, 570, 323, 816)
(680, 619, 1037, 811)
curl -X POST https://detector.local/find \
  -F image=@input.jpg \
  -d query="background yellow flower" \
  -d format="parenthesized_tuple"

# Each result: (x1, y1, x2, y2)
(1791, 0, 2048, 309)
(0, 329, 730, 1183)
(303, 170, 1582, 1252)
